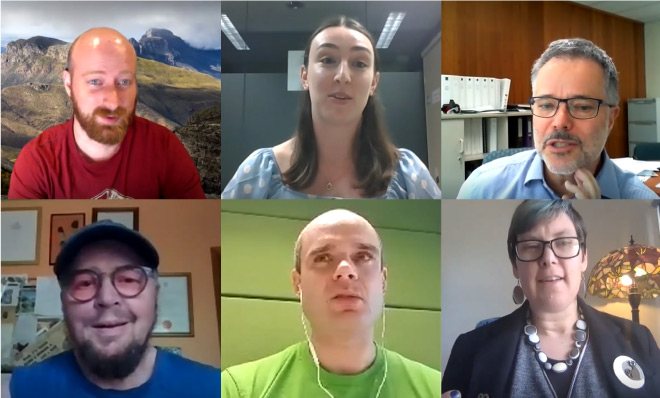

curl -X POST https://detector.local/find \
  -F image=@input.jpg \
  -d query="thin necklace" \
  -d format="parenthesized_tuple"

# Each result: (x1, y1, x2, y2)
(524, 308, 588, 373)
(317, 167, 352, 192)
(316, 169, 337, 192)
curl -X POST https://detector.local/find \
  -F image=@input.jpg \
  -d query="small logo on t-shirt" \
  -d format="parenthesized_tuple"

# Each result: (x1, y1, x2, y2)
(91, 189, 134, 199)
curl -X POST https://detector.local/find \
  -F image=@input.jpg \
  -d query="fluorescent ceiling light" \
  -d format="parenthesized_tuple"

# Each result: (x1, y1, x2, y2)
(221, 13, 250, 50)
(376, 12, 406, 49)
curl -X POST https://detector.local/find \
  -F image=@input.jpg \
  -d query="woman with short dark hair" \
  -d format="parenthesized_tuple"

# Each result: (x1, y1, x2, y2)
(442, 200, 660, 398)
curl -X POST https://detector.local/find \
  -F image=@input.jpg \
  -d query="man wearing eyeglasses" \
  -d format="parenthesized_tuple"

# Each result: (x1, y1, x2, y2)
(457, 38, 656, 199)
(2, 221, 220, 398)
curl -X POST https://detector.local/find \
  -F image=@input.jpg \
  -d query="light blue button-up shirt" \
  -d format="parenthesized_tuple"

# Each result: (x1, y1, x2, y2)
(222, 147, 441, 199)
(457, 149, 657, 199)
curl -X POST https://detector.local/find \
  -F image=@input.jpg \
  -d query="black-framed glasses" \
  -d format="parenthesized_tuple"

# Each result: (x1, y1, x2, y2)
(63, 265, 154, 302)
(514, 237, 582, 262)
(529, 96, 614, 119)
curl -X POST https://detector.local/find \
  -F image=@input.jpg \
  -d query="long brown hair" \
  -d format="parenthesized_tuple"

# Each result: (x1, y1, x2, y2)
(282, 16, 399, 197)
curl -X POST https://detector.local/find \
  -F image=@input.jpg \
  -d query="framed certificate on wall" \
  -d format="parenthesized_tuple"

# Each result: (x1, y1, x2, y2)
(153, 273, 194, 337)
(1, 208, 41, 265)
(92, 208, 139, 231)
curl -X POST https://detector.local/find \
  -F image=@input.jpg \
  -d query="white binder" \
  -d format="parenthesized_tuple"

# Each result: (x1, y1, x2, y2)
(488, 118, 498, 152)
(466, 77, 475, 109)
(474, 78, 483, 108)
(499, 78, 511, 109)
(488, 78, 497, 109)
(457, 77, 466, 107)
(441, 75, 452, 104)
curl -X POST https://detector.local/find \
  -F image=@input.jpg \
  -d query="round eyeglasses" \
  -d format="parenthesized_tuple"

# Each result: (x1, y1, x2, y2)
(515, 237, 582, 262)
(529, 97, 614, 119)
(63, 265, 154, 302)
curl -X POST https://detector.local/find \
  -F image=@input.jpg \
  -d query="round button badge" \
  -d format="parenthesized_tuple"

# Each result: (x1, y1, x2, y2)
(613, 355, 645, 389)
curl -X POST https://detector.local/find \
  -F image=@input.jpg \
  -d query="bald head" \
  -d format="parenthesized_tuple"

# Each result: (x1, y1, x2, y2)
(294, 209, 382, 272)
(66, 27, 136, 76)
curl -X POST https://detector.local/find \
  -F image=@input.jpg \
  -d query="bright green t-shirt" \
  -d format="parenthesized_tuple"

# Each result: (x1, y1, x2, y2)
(221, 342, 441, 398)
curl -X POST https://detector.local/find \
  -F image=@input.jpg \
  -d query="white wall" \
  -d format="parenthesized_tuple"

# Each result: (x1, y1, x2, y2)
(440, 200, 660, 373)
(646, 20, 660, 97)
(423, 30, 442, 186)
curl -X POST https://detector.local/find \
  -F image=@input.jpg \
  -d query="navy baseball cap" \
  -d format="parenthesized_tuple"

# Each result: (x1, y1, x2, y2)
(54, 220, 159, 279)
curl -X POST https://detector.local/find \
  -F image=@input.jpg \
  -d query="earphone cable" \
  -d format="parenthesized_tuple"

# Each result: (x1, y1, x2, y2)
(300, 304, 388, 398)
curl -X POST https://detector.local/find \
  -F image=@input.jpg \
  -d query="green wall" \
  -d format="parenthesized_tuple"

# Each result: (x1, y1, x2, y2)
(221, 200, 441, 370)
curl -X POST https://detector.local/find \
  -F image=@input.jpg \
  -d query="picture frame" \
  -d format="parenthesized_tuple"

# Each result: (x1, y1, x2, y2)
(16, 285, 36, 314)
(1, 208, 41, 265)
(49, 213, 85, 265)
(1, 285, 20, 308)
(153, 273, 194, 337)
(1, 275, 28, 287)
(92, 208, 139, 231)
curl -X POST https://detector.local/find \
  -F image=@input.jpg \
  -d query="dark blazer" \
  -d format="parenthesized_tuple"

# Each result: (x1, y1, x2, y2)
(442, 298, 660, 398)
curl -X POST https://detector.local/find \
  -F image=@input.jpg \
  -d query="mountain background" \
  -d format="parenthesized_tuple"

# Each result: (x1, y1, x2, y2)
(131, 28, 220, 80)
(1, 28, 221, 196)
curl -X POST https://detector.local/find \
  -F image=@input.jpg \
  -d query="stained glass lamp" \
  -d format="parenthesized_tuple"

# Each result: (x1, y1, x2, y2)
(588, 236, 660, 323)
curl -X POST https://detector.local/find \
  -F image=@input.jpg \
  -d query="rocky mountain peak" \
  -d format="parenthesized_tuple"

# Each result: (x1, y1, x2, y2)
(3, 36, 66, 64)
(130, 28, 220, 79)
(28, 36, 66, 50)
(15, 36, 66, 52)
(139, 28, 187, 53)
(1, 37, 70, 87)
(144, 28, 175, 39)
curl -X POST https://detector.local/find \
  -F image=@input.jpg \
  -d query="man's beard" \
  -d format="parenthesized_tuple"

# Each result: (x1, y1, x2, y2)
(535, 129, 605, 175)
(71, 92, 136, 146)
(76, 334, 150, 380)
(68, 308, 156, 380)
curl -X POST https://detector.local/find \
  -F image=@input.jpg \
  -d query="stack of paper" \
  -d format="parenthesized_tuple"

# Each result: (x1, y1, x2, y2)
(611, 157, 660, 175)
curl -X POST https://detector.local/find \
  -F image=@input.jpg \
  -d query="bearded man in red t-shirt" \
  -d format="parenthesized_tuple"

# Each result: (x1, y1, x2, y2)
(8, 27, 206, 199)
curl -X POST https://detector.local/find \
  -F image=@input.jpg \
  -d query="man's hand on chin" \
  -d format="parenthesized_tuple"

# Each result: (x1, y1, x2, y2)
(562, 168, 601, 199)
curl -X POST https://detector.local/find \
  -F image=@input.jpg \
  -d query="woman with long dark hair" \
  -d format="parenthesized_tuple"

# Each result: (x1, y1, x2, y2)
(222, 16, 440, 199)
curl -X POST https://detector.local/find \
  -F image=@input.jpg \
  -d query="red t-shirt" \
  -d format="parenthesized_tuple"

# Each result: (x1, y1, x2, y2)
(8, 117, 206, 199)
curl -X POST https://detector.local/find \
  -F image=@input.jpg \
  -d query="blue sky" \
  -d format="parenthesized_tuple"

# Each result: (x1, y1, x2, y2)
(1, 1, 221, 49)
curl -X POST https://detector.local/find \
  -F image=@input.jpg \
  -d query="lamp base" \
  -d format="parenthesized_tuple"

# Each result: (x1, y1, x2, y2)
(629, 288, 641, 324)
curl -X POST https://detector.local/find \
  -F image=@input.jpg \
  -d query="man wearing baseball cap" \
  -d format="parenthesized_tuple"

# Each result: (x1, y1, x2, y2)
(4, 221, 220, 398)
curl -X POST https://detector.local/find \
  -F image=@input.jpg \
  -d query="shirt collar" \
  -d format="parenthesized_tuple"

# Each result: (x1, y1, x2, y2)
(523, 151, 620, 199)
(594, 152, 620, 199)
(524, 151, 545, 186)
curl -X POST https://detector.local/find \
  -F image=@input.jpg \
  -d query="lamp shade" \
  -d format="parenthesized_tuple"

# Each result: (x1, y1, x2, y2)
(588, 238, 660, 299)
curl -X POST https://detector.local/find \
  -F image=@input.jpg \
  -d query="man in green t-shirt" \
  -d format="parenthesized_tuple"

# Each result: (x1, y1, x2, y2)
(221, 209, 441, 398)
